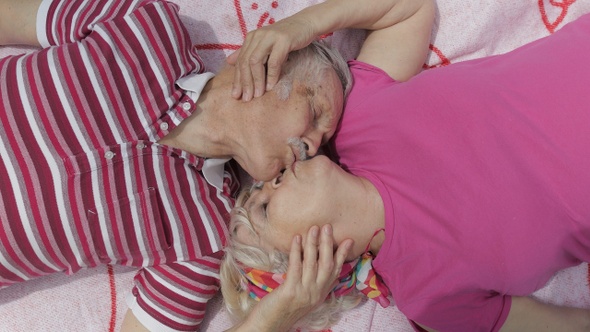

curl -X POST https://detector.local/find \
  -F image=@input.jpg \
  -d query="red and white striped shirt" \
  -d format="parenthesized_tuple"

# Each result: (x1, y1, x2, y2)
(0, 0, 239, 330)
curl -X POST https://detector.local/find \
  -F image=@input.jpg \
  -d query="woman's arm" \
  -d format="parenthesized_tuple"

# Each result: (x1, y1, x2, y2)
(0, 0, 42, 46)
(415, 296, 590, 332)
(499, 296, 590, 331)
(229, 0, 435, 101)
(120, 311, 150, 332)
(226, 225, 354, 331)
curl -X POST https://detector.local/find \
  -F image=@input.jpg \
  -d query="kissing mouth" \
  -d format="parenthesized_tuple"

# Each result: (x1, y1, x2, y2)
(287, 138, 308, 163)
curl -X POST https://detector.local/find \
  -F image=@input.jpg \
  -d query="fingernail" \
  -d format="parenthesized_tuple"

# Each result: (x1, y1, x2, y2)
(295, 235, 301, 244)
(323, 224, 332, 235)
(231, 87, 239, 97)
(254, 88, 262, 97)
(311, 226, 319, 238)
(243, 91, 252, 102)
(266, 82, 273, 91)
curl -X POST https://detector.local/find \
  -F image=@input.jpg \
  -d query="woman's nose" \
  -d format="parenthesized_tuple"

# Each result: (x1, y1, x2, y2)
(269, 170, 284, 189)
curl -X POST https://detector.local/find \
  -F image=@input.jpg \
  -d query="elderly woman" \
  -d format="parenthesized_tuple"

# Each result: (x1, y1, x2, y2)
(220, 0, 590, 331)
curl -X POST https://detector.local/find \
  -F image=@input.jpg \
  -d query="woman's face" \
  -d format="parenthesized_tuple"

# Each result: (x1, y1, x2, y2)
(236, 155, 350, 252)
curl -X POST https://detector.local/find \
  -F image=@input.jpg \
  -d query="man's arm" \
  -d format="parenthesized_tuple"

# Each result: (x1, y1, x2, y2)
(229, 0, 435, 100)
(0, 0, 42, 46)
(121, 311, 150, 332)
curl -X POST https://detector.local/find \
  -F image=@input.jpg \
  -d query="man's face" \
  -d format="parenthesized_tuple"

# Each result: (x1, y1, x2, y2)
(235, 69, 344, 182)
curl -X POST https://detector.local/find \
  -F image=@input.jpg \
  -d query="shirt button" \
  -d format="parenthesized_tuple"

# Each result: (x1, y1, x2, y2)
(137, 143, 146, 149)
(182, 102, 192, 111)
(104, 151, 115, 160)
(160, 122, 169, 131)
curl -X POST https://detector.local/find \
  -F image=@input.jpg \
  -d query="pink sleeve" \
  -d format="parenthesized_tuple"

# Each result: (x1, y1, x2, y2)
(128, 252, 223, 331)
(36, 0, 152, 47)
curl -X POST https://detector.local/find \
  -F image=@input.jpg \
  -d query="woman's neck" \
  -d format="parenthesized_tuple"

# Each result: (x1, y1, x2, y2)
(337, 174, 386, 259)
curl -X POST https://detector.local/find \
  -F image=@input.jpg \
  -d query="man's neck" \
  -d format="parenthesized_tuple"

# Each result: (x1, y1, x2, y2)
(158, 75, 235, 159)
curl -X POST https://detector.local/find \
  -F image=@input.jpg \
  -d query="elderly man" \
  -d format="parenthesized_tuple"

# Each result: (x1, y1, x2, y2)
(0, 0, 349, 330)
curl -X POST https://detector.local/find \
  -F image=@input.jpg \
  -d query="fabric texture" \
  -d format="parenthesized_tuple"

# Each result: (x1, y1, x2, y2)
(332, 14, 590, 332)
(0, 0, 239, 330)
(242, 252, 390, 307)
(1, 1, 590, 332)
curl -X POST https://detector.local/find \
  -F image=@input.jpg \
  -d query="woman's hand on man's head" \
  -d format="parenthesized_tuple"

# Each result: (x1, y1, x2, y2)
(227, 9, 317, 101)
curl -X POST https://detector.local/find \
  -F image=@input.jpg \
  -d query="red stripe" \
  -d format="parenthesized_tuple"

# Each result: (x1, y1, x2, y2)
(233, 0, 248, 39)
(195, 43, 241, 51)
(108, 264, 117, 332)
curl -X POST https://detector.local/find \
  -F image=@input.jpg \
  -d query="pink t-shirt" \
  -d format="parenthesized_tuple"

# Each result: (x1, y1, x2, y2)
(331, 14, 590, 332)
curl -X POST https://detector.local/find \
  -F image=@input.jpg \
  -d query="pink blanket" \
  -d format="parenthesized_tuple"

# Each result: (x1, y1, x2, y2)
(1, 0, 589, 331)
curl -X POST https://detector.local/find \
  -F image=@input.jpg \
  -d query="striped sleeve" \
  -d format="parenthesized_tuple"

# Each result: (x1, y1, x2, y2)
(36, 0, 150, 47)
(10, 0, 204, 148)
(127, 252, 223, 331)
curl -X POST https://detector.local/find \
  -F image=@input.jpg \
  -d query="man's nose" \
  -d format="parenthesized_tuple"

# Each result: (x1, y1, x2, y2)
(302, 133, 322, 158)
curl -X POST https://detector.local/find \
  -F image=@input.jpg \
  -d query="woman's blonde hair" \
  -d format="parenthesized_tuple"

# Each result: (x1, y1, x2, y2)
(220, 185, 362, 331)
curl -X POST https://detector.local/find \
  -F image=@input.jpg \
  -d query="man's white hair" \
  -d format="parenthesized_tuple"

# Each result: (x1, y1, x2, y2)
(273, 40, 353, 101)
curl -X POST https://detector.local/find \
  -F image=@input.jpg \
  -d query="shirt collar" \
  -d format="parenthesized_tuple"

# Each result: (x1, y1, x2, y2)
(176, 72, 215, 101)
(176, 72, 228, 190)
(202, 158, 231, 190)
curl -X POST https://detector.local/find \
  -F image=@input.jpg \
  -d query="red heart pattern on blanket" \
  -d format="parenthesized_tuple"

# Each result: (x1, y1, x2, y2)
(197, 0, 280, 53)
(424, 44, 451, 69)
(539, 0, 577, 33)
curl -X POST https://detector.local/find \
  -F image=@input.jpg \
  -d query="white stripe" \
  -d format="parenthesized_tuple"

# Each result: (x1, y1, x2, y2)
(76, 40, 128, 263)
(93, 27, 153, 142)
(0, 134, 41, 279)
(149, 272, 209, 303)
(185, 167, 220, 252)
(151, 145, 184, 257)
(45, 51, 92, 267)
(78, 34, 124, 143)
(154, 4, 187, 77)
(126, 293, 181, 332)
(121, 146, 149, 266)
(135, 288, 196, 326)
(35, 0, 54, 48)
(176, 261, 220, 279)
(0, 249, 30, 281)
(15, 57, 63, 271)
(68, 1, 86, 43)
(216, 177, 233, 215)
(92, 0, 117, 30)
(125, 12, 176, 109)
(49, 0, 67, 47)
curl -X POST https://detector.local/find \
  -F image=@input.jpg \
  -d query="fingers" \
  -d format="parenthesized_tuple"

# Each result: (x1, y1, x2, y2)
(301, 225, 320, 285)
(286, 234, 303, 282)
(226, 49, 240, 65)
(286, 224, 353, 287)
(265, 45, 289, 91)
(317, 224, 335, 285)
(334, 238, 354, 271)
(230, 27, 293, 101)
(231, 35, 269, 101)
